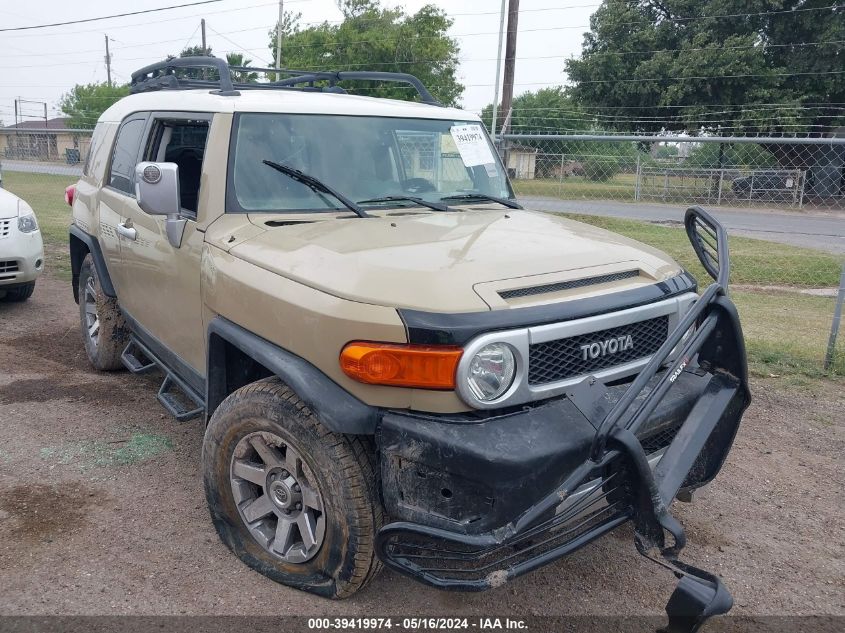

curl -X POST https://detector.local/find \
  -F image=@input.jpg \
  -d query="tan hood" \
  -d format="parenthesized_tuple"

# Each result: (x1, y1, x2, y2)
(228, 209, 682, 312)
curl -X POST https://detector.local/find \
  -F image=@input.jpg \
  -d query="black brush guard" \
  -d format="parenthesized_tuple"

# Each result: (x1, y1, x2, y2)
(375, 207, 751, 633)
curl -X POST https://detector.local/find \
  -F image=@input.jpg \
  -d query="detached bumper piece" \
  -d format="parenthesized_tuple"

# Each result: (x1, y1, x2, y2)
(375, 207, 750, 633)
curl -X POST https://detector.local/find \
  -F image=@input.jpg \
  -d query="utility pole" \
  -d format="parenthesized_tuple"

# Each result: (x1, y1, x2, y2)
(275, 0, 284, 68)
(104, 35, 112, 87)
(500, 0, 520, 136)
(490, 0, 507, 139)
(201, 18, 207, 55)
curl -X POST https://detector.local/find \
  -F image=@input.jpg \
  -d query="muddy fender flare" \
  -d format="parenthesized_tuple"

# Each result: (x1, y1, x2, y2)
(205, 317, 380, 435)
(69, 225, 116, 303)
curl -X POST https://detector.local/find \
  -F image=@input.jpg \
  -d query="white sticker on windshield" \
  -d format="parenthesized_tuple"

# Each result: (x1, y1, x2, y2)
(450, 125, 496, 167)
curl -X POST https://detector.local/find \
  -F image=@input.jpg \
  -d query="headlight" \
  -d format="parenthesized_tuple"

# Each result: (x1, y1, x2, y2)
(17, 202, 38, 233)
(18, 215, 38, 233)
(465, 342, 516, 402)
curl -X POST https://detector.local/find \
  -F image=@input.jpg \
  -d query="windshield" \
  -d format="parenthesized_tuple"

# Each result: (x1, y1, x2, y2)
(228, 113, 513, 213)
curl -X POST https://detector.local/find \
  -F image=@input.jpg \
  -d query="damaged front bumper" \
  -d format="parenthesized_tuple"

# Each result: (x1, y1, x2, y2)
(375, 207, 751, 633)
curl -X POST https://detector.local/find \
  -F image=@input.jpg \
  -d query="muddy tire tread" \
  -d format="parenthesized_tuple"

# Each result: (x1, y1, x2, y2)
(206, 377, 383, 598)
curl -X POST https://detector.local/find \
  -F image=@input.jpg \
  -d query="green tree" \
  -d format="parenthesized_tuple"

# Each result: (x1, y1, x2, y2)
(480, 87, 591, 135)
(179, 45, 211, 57)
(479, 87, 639, 180)
(163, 45, 216, 80)
(226, 53, 259, 83)
(59, 82, 130, 129)
(269, 0, 462, 106)
(684, 142, 777, 169)
(565, 0, 845, 137)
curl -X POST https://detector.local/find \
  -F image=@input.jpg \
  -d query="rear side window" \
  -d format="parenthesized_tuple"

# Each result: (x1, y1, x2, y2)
(143, 116, 210, 215)
(108, 117, 146, 194)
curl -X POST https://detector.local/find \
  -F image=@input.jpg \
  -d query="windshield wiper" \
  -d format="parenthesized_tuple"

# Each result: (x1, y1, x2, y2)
(357, 195, 449, 212)
(262, 160, 370, 218)
(439, 193, 522, 210)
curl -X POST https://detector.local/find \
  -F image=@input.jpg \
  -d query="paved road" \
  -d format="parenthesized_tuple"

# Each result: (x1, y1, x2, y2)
(521, 197, 845, 255)
(1, 160, 83, 177)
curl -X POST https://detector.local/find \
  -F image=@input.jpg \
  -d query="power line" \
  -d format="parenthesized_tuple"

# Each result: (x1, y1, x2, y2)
(0, 0, 312, 40)
(0, 2, 595, 40)
(3, 37, 843, 71)
(0, 1, 228, 33)
(207, 25, 273, 66)
(2, 5, 841, 59)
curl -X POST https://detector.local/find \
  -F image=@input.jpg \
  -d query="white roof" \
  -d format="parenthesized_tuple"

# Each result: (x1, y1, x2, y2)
(99, 89, 477, 124)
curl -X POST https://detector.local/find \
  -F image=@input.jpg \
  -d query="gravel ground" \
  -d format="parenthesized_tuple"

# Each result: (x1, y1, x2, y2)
(0, 274, 843, 617)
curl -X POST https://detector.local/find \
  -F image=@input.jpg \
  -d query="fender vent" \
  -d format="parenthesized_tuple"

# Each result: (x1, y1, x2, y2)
(0, 219, 11, 239)
(499, 270, 639, 300)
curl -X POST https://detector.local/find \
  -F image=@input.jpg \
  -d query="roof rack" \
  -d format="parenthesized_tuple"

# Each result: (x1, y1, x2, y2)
(130, 56, 442, 106)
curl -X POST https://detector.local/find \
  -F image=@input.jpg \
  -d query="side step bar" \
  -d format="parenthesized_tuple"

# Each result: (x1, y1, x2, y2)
(121, 337, 205, 422)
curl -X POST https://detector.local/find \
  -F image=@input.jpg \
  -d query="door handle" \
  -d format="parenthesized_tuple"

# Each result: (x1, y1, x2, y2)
(117, 222, 137, 241)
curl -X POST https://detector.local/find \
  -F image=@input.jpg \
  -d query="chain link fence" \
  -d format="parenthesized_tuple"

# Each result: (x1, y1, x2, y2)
(501, 133, 845, 211)
(0, 127, 842, 376)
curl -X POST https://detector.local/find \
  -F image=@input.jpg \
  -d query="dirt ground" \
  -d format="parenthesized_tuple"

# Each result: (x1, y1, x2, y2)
(0, 273, 843, 617)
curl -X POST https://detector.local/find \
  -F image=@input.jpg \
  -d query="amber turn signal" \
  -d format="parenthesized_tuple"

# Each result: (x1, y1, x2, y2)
(340, 342, 462, 389)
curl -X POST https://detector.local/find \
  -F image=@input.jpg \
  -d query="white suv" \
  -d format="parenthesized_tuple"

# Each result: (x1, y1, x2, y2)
(0, 187, 44, 302)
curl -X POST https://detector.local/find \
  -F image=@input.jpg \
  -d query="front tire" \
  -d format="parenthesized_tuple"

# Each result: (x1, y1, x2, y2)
(202, 378, 383, 598)
(1, 281, 35, 302)
(78, 254, 127, 370)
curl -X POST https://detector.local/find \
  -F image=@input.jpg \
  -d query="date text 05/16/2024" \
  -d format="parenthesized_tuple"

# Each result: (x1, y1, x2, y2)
(307, 618, 529, 630)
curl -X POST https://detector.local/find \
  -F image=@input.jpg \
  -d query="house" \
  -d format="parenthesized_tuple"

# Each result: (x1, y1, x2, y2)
(0, 117, 91, 163)
(506, 145, 537, 180)
(546, 159, 586, 178)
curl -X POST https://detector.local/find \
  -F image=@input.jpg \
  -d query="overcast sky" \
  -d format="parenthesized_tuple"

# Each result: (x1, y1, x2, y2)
(0, 0, 598, 126)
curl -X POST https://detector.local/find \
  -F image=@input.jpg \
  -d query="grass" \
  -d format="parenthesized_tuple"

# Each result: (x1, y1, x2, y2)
(513, 175, 806, 207)
(561, 213, 843, 288)
(733, 290, 843, 377)
(3, 168, 842, 377)
(514, 175, 638, 200)
(39, 432, 174, 469)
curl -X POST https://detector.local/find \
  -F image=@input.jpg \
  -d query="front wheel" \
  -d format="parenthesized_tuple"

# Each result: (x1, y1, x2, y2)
(202, 378, 383, 598)
(78, 254, 127, 370)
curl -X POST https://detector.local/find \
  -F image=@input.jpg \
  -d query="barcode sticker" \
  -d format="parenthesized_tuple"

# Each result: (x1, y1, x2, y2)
(450, 124, 496, 167)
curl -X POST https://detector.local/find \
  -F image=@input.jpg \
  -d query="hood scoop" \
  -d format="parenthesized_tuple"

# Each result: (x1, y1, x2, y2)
(498, 270, 640, 300)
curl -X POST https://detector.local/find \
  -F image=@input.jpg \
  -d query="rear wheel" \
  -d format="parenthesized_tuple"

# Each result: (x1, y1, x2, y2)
(78, 254, 127, 370)
(202, 378, 383, 598)
(1, 281, 35, 302)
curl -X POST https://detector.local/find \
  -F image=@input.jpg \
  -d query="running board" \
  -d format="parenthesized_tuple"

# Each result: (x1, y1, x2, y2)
(157, 374, 204, 422)
(121, 338, 205, 422)
(121, 339, 157, 374)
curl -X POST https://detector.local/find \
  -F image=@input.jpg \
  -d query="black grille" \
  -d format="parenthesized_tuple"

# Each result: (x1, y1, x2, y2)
(0, 260, 19, 274)
(528, 315, 669, 385)
(499, 270, 639, 300)
(640, 421, 683, 454)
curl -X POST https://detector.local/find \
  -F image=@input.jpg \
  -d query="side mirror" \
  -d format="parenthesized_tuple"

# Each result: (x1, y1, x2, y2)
(134, 161, 186, 248)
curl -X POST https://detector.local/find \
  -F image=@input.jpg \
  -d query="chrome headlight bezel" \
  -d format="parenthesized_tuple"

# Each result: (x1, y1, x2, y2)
(456, 332, 527, 408)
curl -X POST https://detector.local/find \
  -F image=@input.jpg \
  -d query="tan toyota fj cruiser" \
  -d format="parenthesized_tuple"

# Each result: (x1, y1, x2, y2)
(67, 58, 750, 629)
